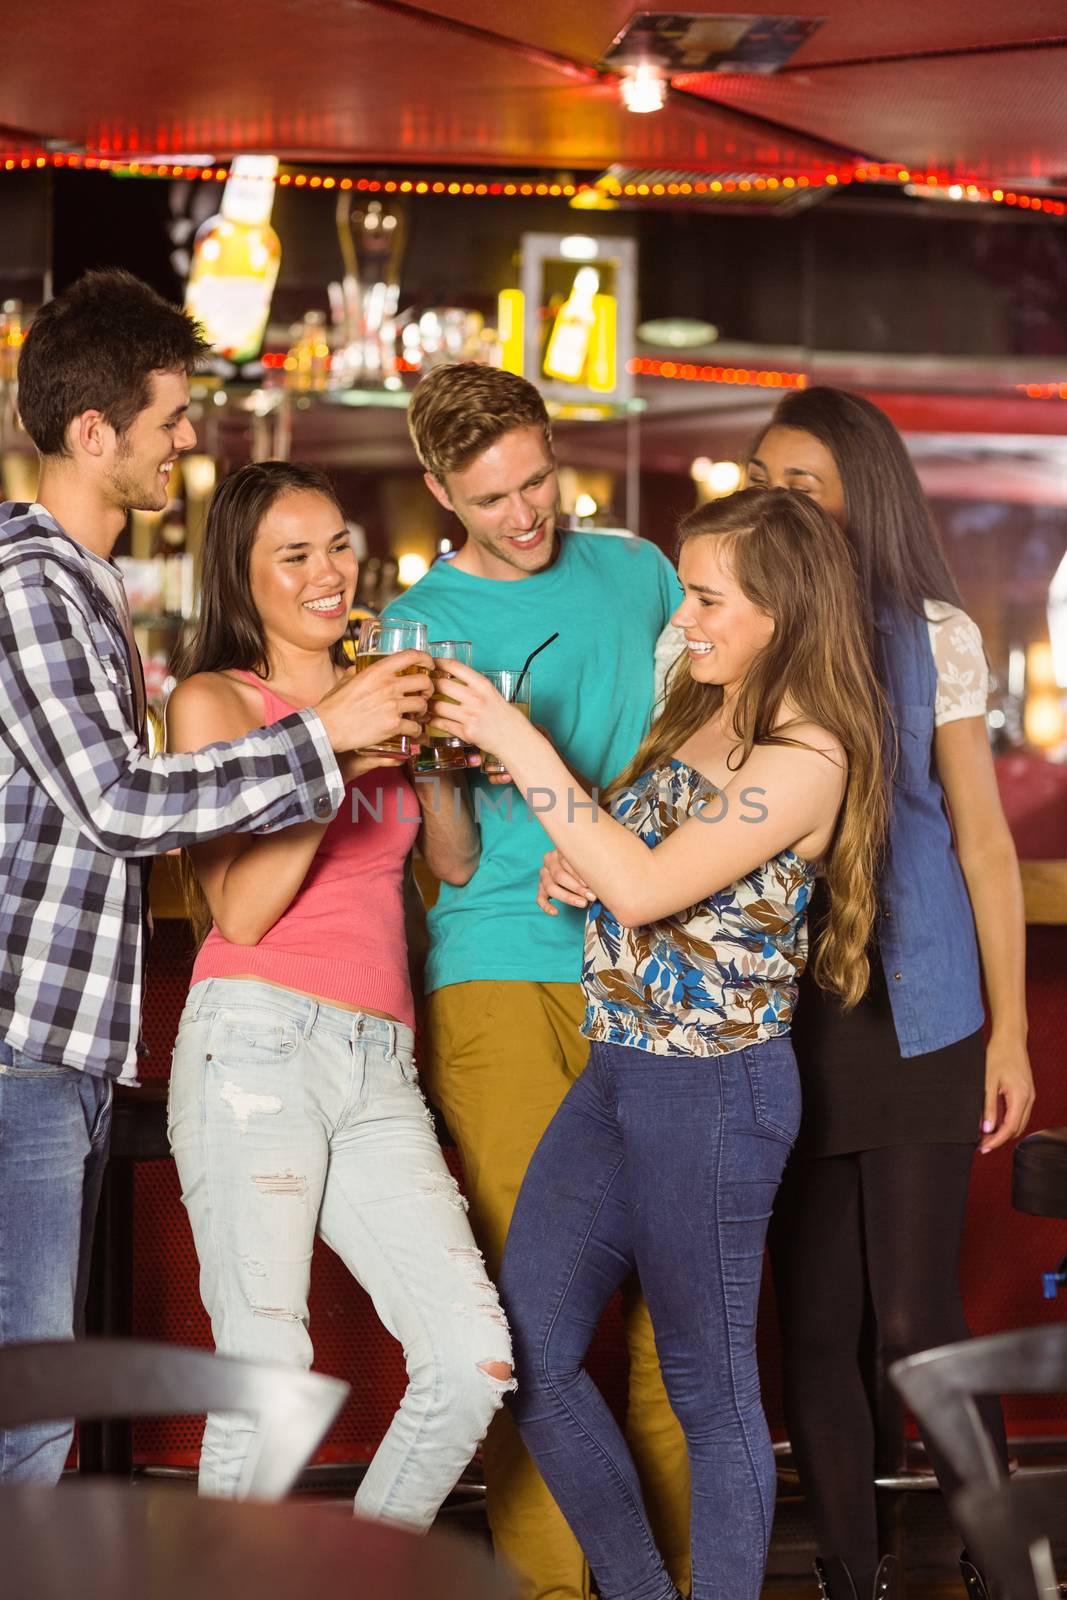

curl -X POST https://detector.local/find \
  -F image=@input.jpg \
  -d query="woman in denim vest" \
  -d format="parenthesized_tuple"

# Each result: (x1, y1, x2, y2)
(748, 389, 1035, 1600)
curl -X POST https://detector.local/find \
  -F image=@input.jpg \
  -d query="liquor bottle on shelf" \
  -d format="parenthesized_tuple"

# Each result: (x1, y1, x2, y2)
(543, 266, 599, 383)
(331, 196, 407, 387)
(185, 156, 281, 365)
(1, 299, 24, 384)
(285, 310, 331, 392)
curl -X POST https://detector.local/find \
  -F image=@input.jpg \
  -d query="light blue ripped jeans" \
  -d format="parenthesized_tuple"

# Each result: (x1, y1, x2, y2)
(168, 978, 514, 1526)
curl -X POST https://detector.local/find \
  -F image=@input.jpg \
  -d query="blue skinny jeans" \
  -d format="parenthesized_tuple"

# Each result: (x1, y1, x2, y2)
(499, 1035, 800, 1600)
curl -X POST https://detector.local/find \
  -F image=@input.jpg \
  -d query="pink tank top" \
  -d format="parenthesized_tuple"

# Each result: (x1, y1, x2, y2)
(191, 671, 419, 1028)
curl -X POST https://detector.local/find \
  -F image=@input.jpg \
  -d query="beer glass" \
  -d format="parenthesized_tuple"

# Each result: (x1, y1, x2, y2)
(480, 668, 532, 776)
(416, 640, 475, 772)
(354, 617, 429, 757)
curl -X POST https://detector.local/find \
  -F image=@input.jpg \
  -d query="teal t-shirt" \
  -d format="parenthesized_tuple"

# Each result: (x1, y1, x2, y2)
(385, 532, 681, 993)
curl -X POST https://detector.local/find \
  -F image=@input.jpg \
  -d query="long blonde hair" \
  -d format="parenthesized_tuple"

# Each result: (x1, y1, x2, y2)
(612, 487, 888, 1007)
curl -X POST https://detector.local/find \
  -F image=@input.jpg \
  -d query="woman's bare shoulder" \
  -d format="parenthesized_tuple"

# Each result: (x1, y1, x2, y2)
(166, 671, 263, 750)
(775, 705, 846, 768)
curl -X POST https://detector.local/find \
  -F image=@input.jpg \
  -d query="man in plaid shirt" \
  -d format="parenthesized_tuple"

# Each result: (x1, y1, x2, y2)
(0, 270, 432, 1482)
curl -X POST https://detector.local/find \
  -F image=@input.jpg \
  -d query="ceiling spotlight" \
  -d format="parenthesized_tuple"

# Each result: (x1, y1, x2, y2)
(619, 61, 668, 114)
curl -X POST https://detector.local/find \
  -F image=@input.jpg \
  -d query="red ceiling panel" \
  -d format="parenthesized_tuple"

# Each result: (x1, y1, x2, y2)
(0, 1, 1065, 180)
(0, 0, 842, 168)
(415, 1, 1067, 71)
(681, 45, 1067, 178)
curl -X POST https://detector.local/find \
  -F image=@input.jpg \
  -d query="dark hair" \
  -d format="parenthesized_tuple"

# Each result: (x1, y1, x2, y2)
(751, 387, 962, 619)
(408, 361, 553, 480)
(171, 460, 346, 682)
(16, 269, 210, 457)
(172, 460, 346, 946)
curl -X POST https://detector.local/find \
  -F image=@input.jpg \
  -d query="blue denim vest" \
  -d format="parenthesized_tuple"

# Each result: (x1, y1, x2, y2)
(873, 602, 985, 1058)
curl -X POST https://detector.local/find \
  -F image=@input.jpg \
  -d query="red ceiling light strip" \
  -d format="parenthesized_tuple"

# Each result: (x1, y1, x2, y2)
(1, 150, 1066, 215)
(0, 152, 587, 195)
(850, 162, 1067, 216)
(629, 357, 806, 389)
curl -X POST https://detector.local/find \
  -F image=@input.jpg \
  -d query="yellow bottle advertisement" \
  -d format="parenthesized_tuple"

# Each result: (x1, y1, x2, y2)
(185, 155, 281, 364)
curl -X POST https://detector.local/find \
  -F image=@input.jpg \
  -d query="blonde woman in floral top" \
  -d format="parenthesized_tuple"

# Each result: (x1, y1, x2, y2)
(431, 487, 886, 1600)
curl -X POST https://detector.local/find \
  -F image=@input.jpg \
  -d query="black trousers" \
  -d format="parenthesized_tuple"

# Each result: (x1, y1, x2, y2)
(768, 1141, 1009, 1593)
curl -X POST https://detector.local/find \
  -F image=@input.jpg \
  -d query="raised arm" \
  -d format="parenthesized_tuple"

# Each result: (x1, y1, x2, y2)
(432, 664, 845, 925)
(0, 566, 343, 854)
(0, 562, 431, 859)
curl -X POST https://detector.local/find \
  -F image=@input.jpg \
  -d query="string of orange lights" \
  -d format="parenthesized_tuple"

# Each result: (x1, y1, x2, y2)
(3, 149, 1063, 399)
(628, 358, 806, 389)
(1, 149, 1065, 216)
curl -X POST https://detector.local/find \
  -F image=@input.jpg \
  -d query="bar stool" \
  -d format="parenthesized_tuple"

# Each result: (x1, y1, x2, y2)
(1012, 1126, 1067, 1299)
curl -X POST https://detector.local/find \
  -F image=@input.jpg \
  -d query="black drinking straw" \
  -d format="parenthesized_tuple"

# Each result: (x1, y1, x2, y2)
(516, 632, 559, 697)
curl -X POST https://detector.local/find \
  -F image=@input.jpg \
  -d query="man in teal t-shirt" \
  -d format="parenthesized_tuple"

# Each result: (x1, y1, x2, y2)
(391, 517, 676, 993)
(386, 363, 690, 1600)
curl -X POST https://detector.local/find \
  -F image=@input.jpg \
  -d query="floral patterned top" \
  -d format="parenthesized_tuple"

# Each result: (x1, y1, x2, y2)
(923, 601, 989, 726)
(582, 759, 816, 1058)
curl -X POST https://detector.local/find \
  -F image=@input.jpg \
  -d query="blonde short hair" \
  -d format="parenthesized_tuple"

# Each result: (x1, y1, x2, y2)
(407, 362, 553, 482)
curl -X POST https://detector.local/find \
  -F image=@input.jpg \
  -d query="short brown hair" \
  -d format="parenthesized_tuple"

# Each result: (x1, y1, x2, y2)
(17, 269, 209, 458)
(407, 362, 553, 481)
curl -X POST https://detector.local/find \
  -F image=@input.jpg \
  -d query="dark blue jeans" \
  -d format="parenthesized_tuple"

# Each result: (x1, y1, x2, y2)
(0, 1039, 112, 1482)
(499, 1035, 800, 1600)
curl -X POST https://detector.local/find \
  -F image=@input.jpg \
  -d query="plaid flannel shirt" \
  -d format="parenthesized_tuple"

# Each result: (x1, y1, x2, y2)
(0, 502, 344, 1081)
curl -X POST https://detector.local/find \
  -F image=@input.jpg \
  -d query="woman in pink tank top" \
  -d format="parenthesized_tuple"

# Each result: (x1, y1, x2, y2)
(165, 461, 513, 1524)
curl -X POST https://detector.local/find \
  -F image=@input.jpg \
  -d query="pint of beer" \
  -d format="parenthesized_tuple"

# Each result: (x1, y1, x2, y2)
(354, 617, 429, 757)
(418, 639, 475, 772)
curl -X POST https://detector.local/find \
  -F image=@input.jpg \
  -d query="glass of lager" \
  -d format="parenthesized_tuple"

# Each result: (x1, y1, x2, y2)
(480, 669, 532, 776)
(415, 640, 475, 772)
(354, 617, 429, 757)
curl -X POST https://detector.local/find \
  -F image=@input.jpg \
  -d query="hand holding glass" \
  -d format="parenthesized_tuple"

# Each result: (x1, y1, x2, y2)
(480, 669, 532, 776)
(417, 640, 476, 773)
(354, 618, 430, 757)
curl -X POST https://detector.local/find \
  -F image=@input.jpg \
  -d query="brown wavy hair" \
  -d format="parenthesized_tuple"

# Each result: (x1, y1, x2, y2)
(170, 460, 346, 943)
(407, 361, 553, 481)
(611, 487, 888, 1007)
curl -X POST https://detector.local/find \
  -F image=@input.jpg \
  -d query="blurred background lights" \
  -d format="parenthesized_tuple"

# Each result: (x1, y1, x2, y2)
(691, 457, 743, 496)
(397, 552, 429, 587)
(559, 235, 600, 261)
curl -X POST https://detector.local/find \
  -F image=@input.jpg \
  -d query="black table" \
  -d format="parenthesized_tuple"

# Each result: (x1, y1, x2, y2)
(1, 1482, 515, 1600)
